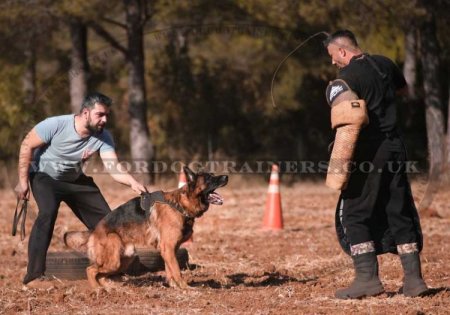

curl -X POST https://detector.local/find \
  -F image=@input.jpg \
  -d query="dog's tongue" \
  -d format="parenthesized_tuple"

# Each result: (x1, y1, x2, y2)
(208, 192, 224, 205)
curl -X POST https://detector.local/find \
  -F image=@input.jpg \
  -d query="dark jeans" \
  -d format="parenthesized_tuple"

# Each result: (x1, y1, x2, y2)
(23, 172, 110, 284)
(340, 137, 420, 247)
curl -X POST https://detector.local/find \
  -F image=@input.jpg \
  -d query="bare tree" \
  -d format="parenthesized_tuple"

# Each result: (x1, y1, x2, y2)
(419, 2, 445, 206)
(447, 83, 450, 173)
(69, 17, 89, 113)
(22, 44, 36, 107)
(89, 0, 153, 183)
(403, 27, 417, 100)
(125, 0, 153, 182)
(445, 84, 450, 177)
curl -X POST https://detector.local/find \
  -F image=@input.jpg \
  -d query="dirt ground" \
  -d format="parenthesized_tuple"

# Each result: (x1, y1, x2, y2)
(0, 174, 449, 314)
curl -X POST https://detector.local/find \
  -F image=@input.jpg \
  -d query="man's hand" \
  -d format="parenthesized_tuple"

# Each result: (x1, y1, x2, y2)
(130, 180, 147, 194)
(100, 150, 148, 194)
(14, 181, 29, 200)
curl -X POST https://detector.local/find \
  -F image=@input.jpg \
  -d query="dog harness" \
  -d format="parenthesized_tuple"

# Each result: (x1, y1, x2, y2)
(140, 191, 195, 219)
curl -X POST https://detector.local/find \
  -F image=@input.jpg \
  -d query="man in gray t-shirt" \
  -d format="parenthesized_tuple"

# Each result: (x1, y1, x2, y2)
(32, 114, 115, 181)
(15, 92, 146, 288)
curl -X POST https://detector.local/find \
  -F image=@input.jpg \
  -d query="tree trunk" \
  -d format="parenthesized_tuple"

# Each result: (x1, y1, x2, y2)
(419, 6, 445, 213)
(403, 27, 417, 100)
(69, 17, 89, 113)
(22, 45, 36, 107)
(444, 84, 450, 186)
(125, 0, 153, 184)
(21, 42, 37, 147)
(446, 82, 450, 177)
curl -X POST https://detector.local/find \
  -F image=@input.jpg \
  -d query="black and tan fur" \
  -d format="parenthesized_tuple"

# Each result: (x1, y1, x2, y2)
(64, 166, 228, 289)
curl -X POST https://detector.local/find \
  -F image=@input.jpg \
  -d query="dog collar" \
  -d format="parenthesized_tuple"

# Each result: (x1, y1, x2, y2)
(140, 191, 195, 219)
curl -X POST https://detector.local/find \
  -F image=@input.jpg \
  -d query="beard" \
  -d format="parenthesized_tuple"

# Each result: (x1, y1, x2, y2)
(86, 117, 105, 134)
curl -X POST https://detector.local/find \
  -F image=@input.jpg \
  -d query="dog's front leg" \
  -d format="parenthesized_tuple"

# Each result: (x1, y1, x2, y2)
(87, 265, 102, 289)
(164, 261, 173, 283)
(160, 242, 188, 289)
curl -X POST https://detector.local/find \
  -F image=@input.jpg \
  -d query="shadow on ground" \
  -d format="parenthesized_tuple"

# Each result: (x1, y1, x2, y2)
(190, 271, 317, 289)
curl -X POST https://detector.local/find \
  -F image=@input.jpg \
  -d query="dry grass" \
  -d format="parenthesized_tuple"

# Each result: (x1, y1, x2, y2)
(0, 175, 448, 314)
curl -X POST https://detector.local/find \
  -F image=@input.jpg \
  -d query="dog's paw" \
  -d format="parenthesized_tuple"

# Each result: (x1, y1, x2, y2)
(90, 286, 109, 297)
(178, 281, 190, 290)
(169, 279, 190, 290)
(98, 276, 123, 289)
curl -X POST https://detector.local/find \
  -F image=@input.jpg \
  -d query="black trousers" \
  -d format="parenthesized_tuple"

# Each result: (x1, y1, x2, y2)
(340, 136, 420, 247)
(23, 172, 110, 284)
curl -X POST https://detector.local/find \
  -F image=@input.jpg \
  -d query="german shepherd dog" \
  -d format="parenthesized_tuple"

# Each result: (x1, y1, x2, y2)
(64, 166, 228, 289)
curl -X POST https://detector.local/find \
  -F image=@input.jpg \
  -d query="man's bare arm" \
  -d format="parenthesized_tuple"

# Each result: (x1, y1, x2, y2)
(15, 128, 45, 199)
(99, 150, 146, 194)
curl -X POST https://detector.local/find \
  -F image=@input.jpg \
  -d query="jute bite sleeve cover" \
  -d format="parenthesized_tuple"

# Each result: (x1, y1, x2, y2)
(325, 79, 369, 190)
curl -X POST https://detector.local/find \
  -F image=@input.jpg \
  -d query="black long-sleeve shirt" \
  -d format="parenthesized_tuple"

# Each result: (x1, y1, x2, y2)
(338, 54, 406, 137)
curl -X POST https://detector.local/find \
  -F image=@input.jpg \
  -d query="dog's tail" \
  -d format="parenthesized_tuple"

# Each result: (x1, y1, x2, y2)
(64, 231, 91, 252)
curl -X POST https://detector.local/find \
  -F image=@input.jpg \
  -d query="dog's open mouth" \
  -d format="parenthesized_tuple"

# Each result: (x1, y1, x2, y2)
(207, 191, 224, 205)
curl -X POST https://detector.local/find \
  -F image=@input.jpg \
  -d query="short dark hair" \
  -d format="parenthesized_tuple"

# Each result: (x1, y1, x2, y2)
(323, 30, 358, 48)
(80, 92, 112, 112)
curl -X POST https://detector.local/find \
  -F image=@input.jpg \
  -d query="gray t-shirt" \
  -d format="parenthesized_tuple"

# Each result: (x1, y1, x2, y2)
(31, 114, 115, 181)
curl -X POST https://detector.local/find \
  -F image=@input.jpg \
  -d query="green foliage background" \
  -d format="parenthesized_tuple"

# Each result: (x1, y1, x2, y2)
(0, 0, 448, 171)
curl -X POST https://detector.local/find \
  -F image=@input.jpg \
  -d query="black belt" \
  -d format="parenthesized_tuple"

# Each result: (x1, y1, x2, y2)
(359, 130, 399, 140)
(12, 198, 28, 241)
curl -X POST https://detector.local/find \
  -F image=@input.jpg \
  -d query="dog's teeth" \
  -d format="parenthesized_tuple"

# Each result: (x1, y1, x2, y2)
(208, 192, 224, 205)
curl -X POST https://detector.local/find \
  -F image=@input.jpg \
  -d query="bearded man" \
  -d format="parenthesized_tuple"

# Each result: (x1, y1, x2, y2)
(15, 92, 146, 288)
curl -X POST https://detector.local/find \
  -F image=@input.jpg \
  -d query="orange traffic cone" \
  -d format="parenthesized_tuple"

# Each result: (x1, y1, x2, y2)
(178, 170, 187, 188)
(262, 164, 283, 230)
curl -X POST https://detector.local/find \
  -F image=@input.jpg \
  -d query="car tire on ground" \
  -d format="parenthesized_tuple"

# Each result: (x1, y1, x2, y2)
(45, 248, 189, 280)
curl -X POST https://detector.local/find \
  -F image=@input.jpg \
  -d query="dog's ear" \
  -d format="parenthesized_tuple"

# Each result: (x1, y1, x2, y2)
(183, 166, 197, 185)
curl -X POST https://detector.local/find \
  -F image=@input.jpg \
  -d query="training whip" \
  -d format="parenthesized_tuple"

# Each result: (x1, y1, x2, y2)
(271, 31, 330, 110)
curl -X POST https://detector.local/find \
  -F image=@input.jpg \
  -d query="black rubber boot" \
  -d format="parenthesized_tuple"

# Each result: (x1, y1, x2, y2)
(335, 252, 384, 299)
(399, 252, 428, 297)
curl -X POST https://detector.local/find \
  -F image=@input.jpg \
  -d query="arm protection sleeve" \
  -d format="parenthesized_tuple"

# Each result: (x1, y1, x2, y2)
(325, 79, 369, 190)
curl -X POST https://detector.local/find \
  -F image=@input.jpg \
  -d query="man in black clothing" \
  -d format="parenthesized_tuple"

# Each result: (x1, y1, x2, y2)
(324, 30, 428, 299)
